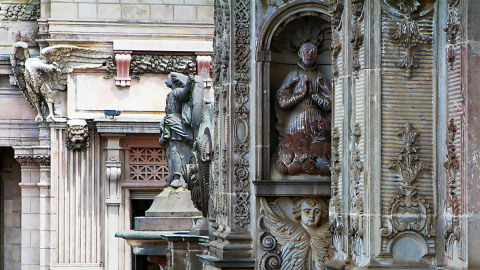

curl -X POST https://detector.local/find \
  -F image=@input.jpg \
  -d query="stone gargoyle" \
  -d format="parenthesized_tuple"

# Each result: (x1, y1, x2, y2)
(10, 42, 110, 122)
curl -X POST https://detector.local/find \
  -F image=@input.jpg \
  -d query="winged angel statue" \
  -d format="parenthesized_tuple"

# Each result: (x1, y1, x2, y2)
(10, 42, 110, 122)
(260, 197, 333, 270)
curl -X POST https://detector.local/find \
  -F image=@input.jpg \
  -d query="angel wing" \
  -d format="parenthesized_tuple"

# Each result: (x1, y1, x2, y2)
(311, 224, 334, 270)
(10, 42, 45, 117)
(41, 45, 110, 90)
(260, 198, 310, 270)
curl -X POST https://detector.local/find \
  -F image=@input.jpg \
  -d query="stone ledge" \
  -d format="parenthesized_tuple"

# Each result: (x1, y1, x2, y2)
(253, 179, 331, 196)
(197, 255, 255, 269)
(95, 120, 160, 134)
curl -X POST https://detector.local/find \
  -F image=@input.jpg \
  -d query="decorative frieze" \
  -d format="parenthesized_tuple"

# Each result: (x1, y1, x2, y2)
(130, 55, 197, 79)
(14, 155, 37, 166)
(0, 3, 40, 21)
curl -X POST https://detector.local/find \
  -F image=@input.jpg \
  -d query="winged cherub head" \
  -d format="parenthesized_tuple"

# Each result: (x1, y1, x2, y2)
(292, 197, 327, 231)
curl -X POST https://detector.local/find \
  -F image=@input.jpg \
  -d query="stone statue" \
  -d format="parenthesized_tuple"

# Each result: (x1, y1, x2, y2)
(260, 197, 332, 270)
(10, 42, 110, 122)
(160, 72, 204, 188)
(275, 42, 332, 176)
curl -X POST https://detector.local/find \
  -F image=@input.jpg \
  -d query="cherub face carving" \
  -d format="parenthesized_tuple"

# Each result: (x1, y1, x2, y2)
(301, 201, 322, 227)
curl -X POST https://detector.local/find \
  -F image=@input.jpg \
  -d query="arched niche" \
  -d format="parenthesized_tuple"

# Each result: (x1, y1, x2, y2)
(255, 1, 332, 189)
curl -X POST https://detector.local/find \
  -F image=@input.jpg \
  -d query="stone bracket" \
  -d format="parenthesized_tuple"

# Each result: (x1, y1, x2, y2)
(114, 51, 132, 87)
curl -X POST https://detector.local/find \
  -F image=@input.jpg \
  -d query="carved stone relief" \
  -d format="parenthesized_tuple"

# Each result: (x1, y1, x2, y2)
(328, 127, 346, 260)
(259, 197, 332, 270)
(10, 42, 110, 122)
(444, 119, 463, 261)
(329, 1, 343, 80)
(65, 119, 90, 151)
(0, 3, 39, 21)
(349, 123, 365, 261)
(383, 0, 435, 77)
(233, 0, 251, 229)
(444, 0, 461, 69)
(380, 123, 435, 254)
(351, 0, 364, 73)
(186, 130, 212, 217)
(104, 54, 197, 82)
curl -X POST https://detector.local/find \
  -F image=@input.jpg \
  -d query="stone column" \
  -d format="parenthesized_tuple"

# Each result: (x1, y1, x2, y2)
(103, 134, 125, 270)
(327, 0, 439, 268)
(35, 152, 50, 270)
(14, 149, 41, 270)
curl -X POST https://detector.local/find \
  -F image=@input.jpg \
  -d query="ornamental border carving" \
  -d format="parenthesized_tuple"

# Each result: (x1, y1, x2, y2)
(233, 0, 251, 229)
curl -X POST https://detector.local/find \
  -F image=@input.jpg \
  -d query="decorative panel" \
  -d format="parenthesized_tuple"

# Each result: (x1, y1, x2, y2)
(128, 147, 168, 183)
(380, 5, 436, 256)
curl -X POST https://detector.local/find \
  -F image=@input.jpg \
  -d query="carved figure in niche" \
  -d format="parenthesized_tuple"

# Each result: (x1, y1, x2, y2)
(10, 42, 110, 122)
(260, 197, 332, 269)
(160, 72, 204, 188)
(276, 42, 332, 176)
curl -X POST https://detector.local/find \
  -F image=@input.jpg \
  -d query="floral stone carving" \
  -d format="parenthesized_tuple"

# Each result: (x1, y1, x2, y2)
(66, 119, 90, 151)
(275, 42, 332, 176)
(380, 123, 435, 241)
(10, 42, 110, 122)
(259, 197, 333, 270)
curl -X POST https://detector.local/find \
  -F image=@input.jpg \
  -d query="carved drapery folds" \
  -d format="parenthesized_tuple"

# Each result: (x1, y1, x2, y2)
(233, 0, 251, 229)
(259, 197, 332, 270)
(383, 0, 434, 77)
(380, 123, 435, 254)
(65, 119, 90, 151)
(10, 42, 110, 122)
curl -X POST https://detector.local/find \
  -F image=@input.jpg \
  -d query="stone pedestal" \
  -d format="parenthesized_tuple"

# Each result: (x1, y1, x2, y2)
(117, 187, 205, 269)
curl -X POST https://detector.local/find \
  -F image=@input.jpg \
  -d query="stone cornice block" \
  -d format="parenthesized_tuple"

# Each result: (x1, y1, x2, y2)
(113, 40, 213, 53)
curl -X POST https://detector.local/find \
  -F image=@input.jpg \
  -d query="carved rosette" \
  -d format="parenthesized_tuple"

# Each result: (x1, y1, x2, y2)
(349, 123, 365, 260)
(380, 124, 435, 252)
(232, 0, 251, 229)
(65, 119, 90, 151)
(444, 118, 462, 260)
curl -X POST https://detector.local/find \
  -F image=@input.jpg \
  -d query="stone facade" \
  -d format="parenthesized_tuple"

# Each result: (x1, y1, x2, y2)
(2, 0, 480, 270)
(0, 0, 213, 269)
